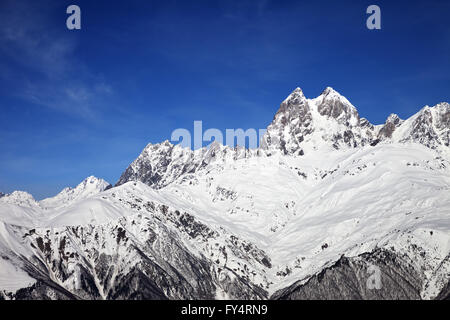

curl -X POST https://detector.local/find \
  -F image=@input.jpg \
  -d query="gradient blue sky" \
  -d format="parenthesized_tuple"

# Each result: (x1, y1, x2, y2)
(0, 0, 449, 199)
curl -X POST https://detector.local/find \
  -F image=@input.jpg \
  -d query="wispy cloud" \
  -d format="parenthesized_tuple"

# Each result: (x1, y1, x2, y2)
(22, 80, 113, 119)
(0, 1, 75, 76)
(0, 0, 113, 120)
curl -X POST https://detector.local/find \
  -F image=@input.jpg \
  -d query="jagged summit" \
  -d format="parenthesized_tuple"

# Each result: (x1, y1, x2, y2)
(261, 86, 368, 155)
(322, 86, 335, 93)
(315, 87, 359, 126)
(116, 86, 449, 187)
(114, 140, 197, 188)
(386, 113, 402, 122)
(371, 102, 449, 149)
(282, 87, 306, 104)
(317, 86, 350, 105)
(0, 86, 449, 301)
(378, 113, 403, 139)
(318, 86, 349, 102)
(115, 136, 257, 188)
(263, 86, 450, 154)
(396, 102, 449, 148)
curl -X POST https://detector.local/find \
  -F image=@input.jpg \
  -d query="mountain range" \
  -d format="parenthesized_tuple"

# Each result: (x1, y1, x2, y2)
(1, 87, 449, 300)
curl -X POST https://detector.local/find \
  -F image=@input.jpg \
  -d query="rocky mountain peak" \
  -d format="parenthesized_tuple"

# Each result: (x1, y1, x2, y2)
(115, 140, 200, 188)
(319, 86, 345, 100)
(315, 87, 359, 126)
(282, 87, 306, 104)
(1, 85, 450, 301)
(261, 86, 369, 155)
(116, 87, 450, 189)
(399, 104, 448, 149)
(386, 113, 402, 124)
(276, 88, 308, 116)
(432, 102, 450, 131)
(378, 113, 403, 139)
(141, 140, 174, 155)
(359, 117, 374, 129)
(260, 87, 313, 155)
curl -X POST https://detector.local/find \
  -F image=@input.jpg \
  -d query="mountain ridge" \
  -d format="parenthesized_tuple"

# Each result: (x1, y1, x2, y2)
(0, 86, 449, 300)
(0, 176, 111, 210)
(116, 87, 449, 188)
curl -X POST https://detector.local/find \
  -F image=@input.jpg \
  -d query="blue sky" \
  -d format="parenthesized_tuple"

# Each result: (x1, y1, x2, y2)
(0, 0, 449, 199)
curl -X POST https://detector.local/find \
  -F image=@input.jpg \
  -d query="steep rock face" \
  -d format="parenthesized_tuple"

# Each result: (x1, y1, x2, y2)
(115, 87, 449, 188)
(9, 281, 78, 300)
(261, 88, 311, 154)
(0, 192, 4, 199)
(1, 86, 449, 301)
(398, 103, 450, 149)
(115, 140, 257, 188)
(115, 141, 197, 188)
(410, 108, 440, 147)
(260, 88, 449, 158)
(0, 185, 271, 300)
(272, 249, 423, 300)
(5, 222, 267, 300)
(316, 87, 359, 126)
(261, 87, 375, 155)
(436, 281, 450, 300)
(378, 114, 403, 139)
(260, 88, 312, 156)
(315, 87, 375, 149)
(434, 102, 450, 147)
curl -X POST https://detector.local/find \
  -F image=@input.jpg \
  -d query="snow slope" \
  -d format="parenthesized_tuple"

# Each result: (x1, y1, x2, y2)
(39, 176, 111, 210)
(0, 87, 449, 300)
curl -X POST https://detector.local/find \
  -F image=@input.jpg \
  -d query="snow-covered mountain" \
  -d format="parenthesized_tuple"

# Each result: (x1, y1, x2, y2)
(0, 177, 112, 227)
(261, 87, 449, 155)
(0, 87, 449, 300)
(0, 191, 39, 209)
(39, 176, 112, 211)
(115, 140, 258, 189)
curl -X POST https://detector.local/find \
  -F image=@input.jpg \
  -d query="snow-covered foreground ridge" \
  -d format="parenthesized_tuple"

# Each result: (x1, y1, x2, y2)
(0, 87, 449, 300)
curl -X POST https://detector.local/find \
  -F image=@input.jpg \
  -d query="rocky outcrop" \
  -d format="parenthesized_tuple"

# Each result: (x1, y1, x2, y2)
(1, 86, 449, 301)
(3, 197, 270, 300)
(260, 88, 312, 156)
(399, 103, 450, 149)
(272, 249, 423, 300)
(115, 88, 449, 189)
(115, 140, 257, 188)
(378, 114, 402, 139)
(436, 281, 450, 300)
